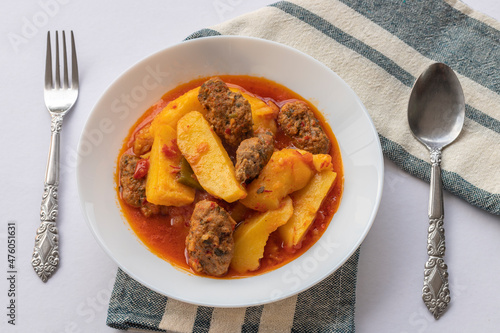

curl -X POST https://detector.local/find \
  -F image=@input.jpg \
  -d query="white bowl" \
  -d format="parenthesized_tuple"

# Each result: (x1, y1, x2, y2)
(77, 36, 383, 307)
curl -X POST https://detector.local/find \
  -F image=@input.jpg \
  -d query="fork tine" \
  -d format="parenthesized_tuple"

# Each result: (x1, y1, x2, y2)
(55, 31, 60, 89)
(45, 32, 52, 89)
(62, 31, 69, 89)
(70, 31, 79, 89)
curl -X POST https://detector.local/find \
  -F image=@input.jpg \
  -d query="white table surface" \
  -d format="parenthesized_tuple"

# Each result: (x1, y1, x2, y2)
(1, 1, 499, 332)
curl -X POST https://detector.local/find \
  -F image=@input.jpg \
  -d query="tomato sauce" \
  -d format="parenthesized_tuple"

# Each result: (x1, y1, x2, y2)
(116, 75, 344, 278)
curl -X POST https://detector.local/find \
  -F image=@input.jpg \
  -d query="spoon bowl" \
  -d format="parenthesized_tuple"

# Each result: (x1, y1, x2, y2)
(407, 62, 465, 319)
(408, 63, 465, 150)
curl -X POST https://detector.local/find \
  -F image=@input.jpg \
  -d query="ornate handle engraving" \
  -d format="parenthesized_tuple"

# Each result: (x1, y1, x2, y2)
(33, 115, 63, 282)
(50, 115, 63, 133)
(32, 184, 59, 282)
(422, 148, 450, 319)
(423, 216, 450, 319)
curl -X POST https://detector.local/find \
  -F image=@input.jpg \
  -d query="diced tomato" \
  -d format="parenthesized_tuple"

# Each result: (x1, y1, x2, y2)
(169, 165, 181, 174)
(133, 159, 150, 179)
(196, 142, 209, 155)
(162, 142, 179, 158)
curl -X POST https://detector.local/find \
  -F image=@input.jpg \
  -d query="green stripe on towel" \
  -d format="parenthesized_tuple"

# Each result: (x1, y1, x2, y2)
(270, 1, 416, 87)
(338, 0, 500, 94)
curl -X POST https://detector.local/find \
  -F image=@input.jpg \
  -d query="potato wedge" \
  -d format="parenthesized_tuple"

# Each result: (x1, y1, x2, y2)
(150, 87, 206, 136)
(312, 154, 334, 172)
(296, 149, 333, 172)
(133, 124, 154, 155)
(145, 125, 195, 206)
(240, 149, 315, 211)
(279, 169, 337, 248)
(177, 111, 246, 203)
(231, 196, 294, 273)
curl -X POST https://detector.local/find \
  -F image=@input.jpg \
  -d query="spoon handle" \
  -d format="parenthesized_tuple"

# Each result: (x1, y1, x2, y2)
(422, 148, 450, 319)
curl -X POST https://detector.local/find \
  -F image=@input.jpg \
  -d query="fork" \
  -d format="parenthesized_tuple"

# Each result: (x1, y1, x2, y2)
(32, 31, 79, 282)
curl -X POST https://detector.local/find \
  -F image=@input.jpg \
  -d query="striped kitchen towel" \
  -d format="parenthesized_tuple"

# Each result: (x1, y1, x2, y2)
(107, 249, 358, 332)
(107, 1, 500, 332)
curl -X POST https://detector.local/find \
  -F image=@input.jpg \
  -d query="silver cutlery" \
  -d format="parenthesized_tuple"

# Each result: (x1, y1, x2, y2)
(32, 31, 79, 282)
(408, 63, 465, 319)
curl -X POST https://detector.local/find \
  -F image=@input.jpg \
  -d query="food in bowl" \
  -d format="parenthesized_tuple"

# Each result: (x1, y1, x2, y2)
(116, 75, 343, 278)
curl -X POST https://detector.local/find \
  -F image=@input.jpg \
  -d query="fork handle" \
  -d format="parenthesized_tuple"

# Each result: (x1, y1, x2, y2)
(422, 149, 450, 319)
(32, 115, 63, 282)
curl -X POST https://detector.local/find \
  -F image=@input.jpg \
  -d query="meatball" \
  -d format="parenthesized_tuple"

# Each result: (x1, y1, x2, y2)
(119, 154, 164, 217)
(235, 132, 274, 183)
(140, 202, 165, 218)
(277, 101, 330, 154)
(198, 77, 253, 147)
(119, 154, 146, 208)
(186, 200, 236, 276)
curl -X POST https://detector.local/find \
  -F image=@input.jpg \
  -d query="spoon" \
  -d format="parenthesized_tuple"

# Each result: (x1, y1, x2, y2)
(408, 63, 465, 319)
